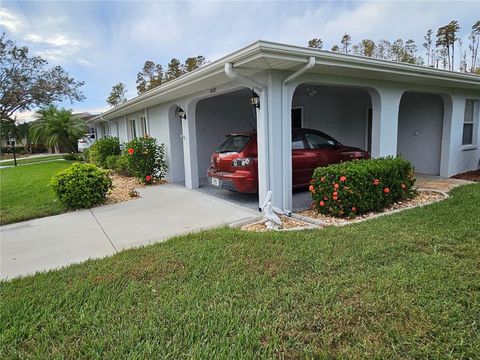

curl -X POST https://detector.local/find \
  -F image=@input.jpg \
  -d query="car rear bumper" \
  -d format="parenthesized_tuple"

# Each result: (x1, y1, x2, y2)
(207, 168, 257, 193)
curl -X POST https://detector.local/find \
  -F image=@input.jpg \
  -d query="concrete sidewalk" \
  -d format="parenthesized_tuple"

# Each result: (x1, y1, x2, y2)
(1, 184, 258, 280)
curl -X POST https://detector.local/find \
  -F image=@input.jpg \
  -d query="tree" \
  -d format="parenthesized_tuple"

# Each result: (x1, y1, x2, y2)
(447, 20, 460, 70)
(375, 39, 391, 60)
(359, 39, 376, 57)
(423, 29, 433, 66)
(436, 25, 450, 69)
(106, 82, 128, 107)
(136, 61, 164, 94)
(0, 118, 31, 152)
(166, 58, 184, 81)
(331, 45, 340, 52)
(341, 33, 352, 53)
(0, 34, 85, 124)
(30, 106, 87, 153)
(307, 38, 323, 49)
(469, 20, 480, 72)
(183, 56, 206, 72)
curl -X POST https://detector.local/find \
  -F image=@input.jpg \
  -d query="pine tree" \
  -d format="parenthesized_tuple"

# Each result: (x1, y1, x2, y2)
(307, 38, 323, 49)
(341, 33, 352, 53)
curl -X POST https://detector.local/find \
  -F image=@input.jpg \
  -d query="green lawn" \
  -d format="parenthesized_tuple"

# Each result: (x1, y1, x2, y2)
(1, 184, 479, 358)
(0, 161, 72, 224)
(0, 154, 65, 167)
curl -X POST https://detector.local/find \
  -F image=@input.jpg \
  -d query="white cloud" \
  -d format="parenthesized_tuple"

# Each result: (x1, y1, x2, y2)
(0, 8, 24, 33)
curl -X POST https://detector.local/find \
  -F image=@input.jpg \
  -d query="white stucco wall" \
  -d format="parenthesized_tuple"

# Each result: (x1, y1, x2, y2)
(292, 88, 371, 150)
(194, 90, 255, 179)
(397, 92, 444, 175)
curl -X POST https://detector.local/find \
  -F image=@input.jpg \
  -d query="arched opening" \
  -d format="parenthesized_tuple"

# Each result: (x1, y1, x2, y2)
(288, 83, 373, 211)
(397, 92, 444, 175)
(192, 87, 260, 209)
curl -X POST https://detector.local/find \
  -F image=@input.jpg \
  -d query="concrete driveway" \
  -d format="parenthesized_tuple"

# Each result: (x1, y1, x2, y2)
(1, 184, 258, 280)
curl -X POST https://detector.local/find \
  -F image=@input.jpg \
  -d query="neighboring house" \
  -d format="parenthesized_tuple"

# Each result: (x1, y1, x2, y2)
(88, 40, 480, 212)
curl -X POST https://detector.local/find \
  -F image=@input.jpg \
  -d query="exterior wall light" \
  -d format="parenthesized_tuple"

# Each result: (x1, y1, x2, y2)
(176, 106, 186, 120)
(250, 90, 260, 109)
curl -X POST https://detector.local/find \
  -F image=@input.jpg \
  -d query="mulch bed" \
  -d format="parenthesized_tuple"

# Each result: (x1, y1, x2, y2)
(241, 215, 317, 232)
(104, 173, 167, 205)
(451, 169, 480, 182)
(296, 190, 446, 226)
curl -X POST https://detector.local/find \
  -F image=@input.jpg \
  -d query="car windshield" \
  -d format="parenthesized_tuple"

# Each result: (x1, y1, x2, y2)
(215, 135, 251, 153)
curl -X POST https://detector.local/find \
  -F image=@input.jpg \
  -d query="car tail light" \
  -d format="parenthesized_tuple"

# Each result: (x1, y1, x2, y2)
(342, 151, 366, 159)
(232, 157, 253, 167)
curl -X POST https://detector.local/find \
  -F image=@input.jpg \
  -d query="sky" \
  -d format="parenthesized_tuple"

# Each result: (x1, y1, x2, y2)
(1, 0, 479, 121)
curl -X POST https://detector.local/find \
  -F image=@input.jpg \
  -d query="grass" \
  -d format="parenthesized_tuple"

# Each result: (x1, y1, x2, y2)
(1, 184, 479, 359)
(0, 154, 65, 166)
(0, 161, 72, 224)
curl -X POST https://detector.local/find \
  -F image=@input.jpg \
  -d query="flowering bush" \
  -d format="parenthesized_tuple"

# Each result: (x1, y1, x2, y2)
(124, 136, 167, 183)
(310, 157, 416, 217)
(50, 163, 112, 209)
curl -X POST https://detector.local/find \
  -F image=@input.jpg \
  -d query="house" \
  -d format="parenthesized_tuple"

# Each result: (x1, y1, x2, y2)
(88, 40, 480, 213)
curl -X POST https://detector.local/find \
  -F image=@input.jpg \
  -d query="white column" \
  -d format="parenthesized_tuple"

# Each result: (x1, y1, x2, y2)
(370, 88, 404, 158)
(256, 88, 268, 210)
(440, 95, 466, 177)
(182, 101, 199, 189)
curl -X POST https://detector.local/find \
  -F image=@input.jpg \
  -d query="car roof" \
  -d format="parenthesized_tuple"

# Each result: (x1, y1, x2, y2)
(225, 128, 334, 138)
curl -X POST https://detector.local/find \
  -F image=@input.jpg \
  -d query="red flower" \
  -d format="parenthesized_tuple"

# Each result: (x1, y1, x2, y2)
(333, 196, 338, 201)
(373, 179, 380, 186)
(324, 196, 328, 200)
(309, 185, 315, 193)
(340, 176, 347, 182)
(146, 175, 152, 182)
(352, 206, 356, 212)
(333, 191, 338, 196)
(383, 187, 390, 194)
(401, 183, 406, 190)
(319, 201, 325, 206)
(128, 148, 134, 155)
(333, 183, 339, 189)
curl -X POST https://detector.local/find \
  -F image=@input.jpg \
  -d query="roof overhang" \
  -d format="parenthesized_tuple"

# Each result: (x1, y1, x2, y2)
(90, 40, 480, 122)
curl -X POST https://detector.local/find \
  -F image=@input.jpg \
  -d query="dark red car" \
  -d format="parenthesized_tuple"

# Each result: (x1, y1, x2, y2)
(207, 128, 370, 193)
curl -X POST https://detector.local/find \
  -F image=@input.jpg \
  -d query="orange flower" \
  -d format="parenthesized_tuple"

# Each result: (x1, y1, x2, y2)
(319, 201, 325, 206)
(333, 183, 339, 189)
(333, 196, 338, 201)
(146, 175, 152, 182)
(333, 191, 338, 196)
(373, 179, 380, 186)
(352, 206, 356, 212)
(383, 187, 390, 194)
(128, 148, 134, 155)
(309, 185, 315, 193)
(340, 176, 347, 182)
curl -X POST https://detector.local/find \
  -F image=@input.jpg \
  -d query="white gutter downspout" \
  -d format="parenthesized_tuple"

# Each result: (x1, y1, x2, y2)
(281, 56, 316, 214)
(224, 63, 269, 211)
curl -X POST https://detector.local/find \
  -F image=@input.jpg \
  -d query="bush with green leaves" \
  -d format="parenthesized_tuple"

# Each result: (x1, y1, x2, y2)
(115, 155, 133, 177)
(310, 157, 416, 218)
(105, 154, 120, 169)
(124, 136, 167, 183)
(50, 163, 112, 209)
(89, 137, 121, 168)
(63, 153, 83, 161)
(82, 148, 91, 162)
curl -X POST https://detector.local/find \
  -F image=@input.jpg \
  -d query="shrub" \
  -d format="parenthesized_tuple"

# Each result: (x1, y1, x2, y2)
(89, 137, 121, 168)
(124, 136, 167, 183)
(115, 155, 133, 177)
(50, 163, 112, 209)
(105, 154, 120, 169)
(310, 157, 416, 217)
(82, 148, 91, 162)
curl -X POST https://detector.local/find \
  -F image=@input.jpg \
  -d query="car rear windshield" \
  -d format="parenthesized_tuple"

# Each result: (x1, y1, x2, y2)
(215, 135, 251, 153)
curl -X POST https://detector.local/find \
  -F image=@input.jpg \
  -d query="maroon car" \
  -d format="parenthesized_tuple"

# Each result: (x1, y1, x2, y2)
(207, 128, 370, 193)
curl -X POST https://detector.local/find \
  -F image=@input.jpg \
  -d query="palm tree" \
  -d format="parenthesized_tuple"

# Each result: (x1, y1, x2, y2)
(30, 106, 87, 153)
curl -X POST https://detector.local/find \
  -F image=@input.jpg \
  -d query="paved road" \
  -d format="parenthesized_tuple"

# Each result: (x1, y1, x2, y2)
(1, 184, 258, 280)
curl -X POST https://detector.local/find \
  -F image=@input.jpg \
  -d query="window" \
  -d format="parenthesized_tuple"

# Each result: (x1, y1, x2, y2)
(292, 132, 306, 149)
(215, 135, 250, 153)
(463, 100, 477, 146)
(291, 107, 303, 128)
(128, 119, 137, 139)
(101, 123, 110, 138)
(304, 132, 337, 149)
(139, 116, 148, 136)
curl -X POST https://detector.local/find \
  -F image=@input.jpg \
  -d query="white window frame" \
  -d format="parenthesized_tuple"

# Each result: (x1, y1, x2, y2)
(101, 123, 110, 138)
(462, 99, 479, 150)
(139, 116, 148, 137)
(128, 119, 137, 140)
